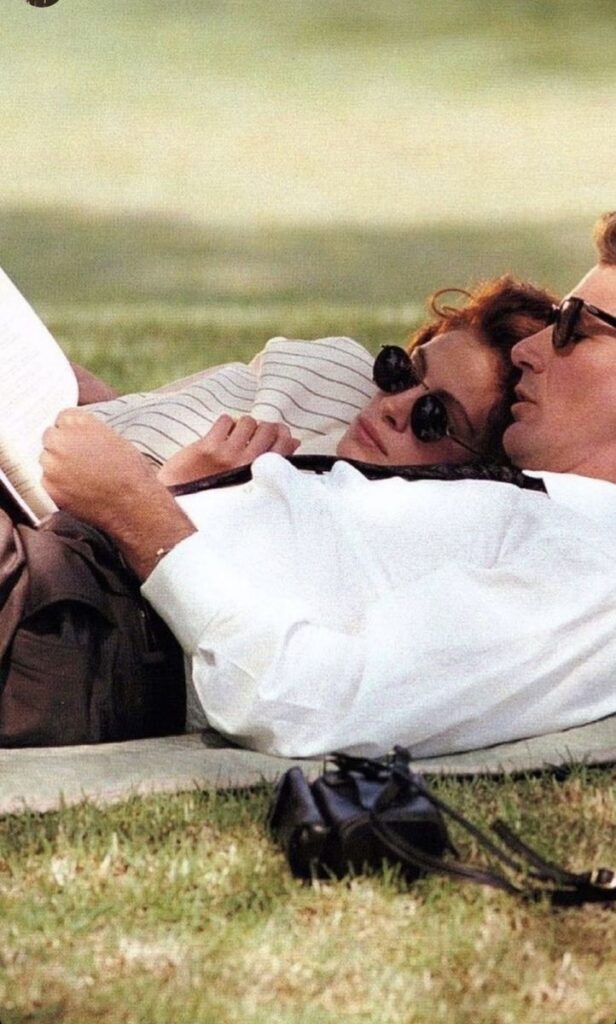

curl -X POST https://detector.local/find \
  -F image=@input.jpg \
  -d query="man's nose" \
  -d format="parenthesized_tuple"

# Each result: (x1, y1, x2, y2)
(510, 326, 552, 372)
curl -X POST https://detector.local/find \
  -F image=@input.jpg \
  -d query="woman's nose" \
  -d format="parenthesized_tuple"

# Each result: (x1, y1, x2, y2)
(378, 388, 420, 431)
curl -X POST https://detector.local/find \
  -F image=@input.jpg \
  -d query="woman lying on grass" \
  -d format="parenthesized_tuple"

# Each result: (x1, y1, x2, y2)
(137, 274, 558, 487)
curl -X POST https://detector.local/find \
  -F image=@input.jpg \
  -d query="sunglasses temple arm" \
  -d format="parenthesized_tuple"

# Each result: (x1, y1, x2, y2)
(446, 429, 483, 460)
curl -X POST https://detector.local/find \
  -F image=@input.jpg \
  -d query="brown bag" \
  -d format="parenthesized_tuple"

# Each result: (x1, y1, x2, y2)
(0, 510, 185, 747)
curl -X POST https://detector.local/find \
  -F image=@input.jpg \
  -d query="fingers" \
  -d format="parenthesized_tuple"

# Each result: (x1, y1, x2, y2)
(42, 408, 93, 448)
(202, 415, 272, 452)
(262, 424, 299, 456)
(204, 416, 299, 459)
(42, 408, 121, 455)
(40, 405, 158, 527)
(228, 416, 265, 450)
(269, 430, 301, 456)
(159, 416, 301, 485)
(203, 414, 236, 444)
(241, 420, 299, 458)
(41, 425, 54, 450)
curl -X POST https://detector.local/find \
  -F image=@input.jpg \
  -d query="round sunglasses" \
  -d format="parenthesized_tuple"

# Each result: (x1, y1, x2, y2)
(550, 296, 616, 350)
(372, 345, 482, 458)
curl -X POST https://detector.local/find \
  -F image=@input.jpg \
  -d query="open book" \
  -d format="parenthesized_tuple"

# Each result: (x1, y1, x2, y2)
(0, 268, 78, 525)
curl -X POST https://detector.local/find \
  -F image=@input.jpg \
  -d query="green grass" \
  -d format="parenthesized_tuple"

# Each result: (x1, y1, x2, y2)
(1, 769, 615, 1024)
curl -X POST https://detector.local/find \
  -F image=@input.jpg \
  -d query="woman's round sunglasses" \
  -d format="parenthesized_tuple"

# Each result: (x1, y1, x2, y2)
(550, 296, 616, 350)
(372, 345, 482, 458)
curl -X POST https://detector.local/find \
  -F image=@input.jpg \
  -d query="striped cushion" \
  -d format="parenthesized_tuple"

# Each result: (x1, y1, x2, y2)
(88, 336, 377, 463)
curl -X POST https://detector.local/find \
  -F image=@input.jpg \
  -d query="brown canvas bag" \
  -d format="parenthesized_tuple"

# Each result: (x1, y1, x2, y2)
(0, 510, 185, 747)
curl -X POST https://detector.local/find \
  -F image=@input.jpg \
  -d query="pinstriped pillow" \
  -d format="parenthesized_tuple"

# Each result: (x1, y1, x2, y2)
(88, 336, 377, 463)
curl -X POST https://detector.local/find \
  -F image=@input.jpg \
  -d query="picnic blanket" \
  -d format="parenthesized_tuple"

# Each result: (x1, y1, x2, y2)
(1, 715, 615, 815)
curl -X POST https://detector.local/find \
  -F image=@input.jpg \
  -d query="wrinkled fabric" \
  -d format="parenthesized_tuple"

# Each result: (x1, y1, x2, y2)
(0, 512, 185, 747)
(0, 510, 28, 661)
(143, 456, 616, 758)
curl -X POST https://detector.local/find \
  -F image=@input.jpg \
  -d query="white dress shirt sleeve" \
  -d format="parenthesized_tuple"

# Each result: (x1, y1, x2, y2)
(142, 529, 371, 755)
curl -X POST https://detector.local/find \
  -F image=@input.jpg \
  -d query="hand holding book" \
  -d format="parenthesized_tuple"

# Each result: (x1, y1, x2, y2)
(41, 408, 195, 580)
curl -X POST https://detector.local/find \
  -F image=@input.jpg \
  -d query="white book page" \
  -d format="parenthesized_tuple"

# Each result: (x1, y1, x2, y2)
(0, 268, 78, 518)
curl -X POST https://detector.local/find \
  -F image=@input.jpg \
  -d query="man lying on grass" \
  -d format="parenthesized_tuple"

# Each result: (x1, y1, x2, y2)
(38, 213, 616, 758)
(0, 274, 554, 749)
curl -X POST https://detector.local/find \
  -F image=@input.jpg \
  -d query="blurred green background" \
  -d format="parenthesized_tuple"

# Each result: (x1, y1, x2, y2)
(2, 0, 616, 385)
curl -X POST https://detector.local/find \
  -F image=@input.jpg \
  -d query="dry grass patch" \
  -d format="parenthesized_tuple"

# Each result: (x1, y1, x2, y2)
(0, 772, 614, 1024)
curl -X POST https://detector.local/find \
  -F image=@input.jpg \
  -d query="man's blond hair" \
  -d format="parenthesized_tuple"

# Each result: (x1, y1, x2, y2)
(593, 211, 616, 265)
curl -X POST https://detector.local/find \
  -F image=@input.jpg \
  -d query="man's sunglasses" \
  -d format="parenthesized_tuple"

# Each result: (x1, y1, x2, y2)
(372, 345, 481, 457)
(551, 296, 616, 350)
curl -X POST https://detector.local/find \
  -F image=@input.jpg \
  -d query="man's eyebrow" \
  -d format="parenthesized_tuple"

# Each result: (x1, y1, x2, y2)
(419, 345, 476, 439)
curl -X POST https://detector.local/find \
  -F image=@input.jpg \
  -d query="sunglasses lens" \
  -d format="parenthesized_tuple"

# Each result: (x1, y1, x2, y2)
(373, 346, 421, 393)
(410, 394, 449, 442)
(553, 298, 582, 349)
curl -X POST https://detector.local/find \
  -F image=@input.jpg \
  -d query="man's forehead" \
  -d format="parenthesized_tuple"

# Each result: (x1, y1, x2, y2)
(566, 263, 616, 316)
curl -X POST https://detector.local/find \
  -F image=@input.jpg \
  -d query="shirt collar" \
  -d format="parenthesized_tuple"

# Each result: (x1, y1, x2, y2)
(525, 470, 616, 531)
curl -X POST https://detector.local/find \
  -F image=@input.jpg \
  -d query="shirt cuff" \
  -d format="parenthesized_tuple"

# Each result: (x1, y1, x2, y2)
(141, 531, 243, 652)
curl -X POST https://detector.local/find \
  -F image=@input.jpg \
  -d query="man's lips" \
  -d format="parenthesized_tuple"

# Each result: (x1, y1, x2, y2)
(353, 415, 387, 455)
(514, 385, 534, 403)
(511, 386, 536, 415)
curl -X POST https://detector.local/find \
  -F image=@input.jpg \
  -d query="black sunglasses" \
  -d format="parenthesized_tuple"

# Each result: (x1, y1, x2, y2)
(551, 296, 616, 350)
(372, 345, 481, 457)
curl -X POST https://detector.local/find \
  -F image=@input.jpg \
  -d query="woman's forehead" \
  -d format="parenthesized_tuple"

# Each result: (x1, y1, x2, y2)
(420, 327, 493, 373)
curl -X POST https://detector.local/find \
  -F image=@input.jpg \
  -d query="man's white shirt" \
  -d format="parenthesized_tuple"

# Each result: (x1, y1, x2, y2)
(142, 456, 616, 758)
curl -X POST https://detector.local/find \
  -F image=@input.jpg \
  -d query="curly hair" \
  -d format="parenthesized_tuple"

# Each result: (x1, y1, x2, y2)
(406, 274, 558, 462)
